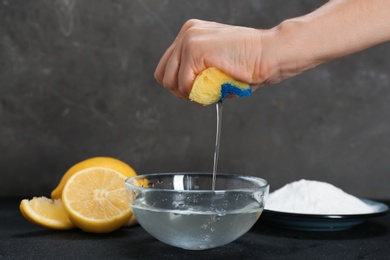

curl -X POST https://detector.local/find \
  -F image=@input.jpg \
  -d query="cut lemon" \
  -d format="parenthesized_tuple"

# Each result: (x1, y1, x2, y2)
(20, 197, 75, 230)
(51, 157, 137, 199)
(62, 167, 132, 233)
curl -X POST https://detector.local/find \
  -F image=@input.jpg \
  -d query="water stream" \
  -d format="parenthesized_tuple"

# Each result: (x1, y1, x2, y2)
(212, 102, 223, 190)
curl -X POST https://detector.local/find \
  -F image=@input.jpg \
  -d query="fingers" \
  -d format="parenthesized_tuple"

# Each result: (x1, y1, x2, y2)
(154, 21, 198, 99)
(177, 57, 198, 99)
(154, 43, 174, 85)
(155, 20, 204, 100)
(155, 20, 200, 84)
(155, 20, 202, 82)
(155, 42, 188, 99)
(162, 42, 185, 98)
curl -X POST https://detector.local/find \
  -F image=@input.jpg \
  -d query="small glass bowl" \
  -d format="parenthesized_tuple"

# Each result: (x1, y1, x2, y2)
(125, 173, 269, 250)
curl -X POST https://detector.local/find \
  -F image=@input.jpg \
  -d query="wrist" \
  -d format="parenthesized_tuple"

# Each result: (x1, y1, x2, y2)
(257, 19, 325, 86)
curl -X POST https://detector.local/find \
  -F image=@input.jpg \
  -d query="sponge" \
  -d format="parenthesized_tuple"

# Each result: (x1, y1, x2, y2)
(189, 67, 252, 105)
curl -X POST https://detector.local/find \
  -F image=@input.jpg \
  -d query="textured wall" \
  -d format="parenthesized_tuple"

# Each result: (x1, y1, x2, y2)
(1, 0, 390, 199)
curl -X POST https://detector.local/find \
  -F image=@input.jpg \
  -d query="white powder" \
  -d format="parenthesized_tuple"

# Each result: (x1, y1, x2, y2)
(265, 179, 376, 215)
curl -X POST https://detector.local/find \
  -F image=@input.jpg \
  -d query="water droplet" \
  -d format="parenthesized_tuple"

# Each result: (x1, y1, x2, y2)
(212, 215, 221, 222)
(215, 209, 226, 216)
(172, 201, 185, 209)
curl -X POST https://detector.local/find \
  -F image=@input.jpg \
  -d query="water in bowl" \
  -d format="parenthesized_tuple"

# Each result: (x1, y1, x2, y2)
(131, 203, 262, 250)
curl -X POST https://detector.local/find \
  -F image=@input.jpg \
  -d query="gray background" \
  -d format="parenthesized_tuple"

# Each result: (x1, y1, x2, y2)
(1, 0, 390, 199)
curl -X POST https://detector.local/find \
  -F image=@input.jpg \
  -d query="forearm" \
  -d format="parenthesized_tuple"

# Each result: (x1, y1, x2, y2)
(260, 0, 390, 84)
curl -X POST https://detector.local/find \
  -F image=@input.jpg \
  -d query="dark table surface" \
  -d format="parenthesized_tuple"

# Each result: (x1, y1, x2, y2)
(1, 198, 390, 260)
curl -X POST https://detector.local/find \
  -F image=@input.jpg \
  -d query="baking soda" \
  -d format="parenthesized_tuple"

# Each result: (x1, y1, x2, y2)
(265, 179, 376, 214)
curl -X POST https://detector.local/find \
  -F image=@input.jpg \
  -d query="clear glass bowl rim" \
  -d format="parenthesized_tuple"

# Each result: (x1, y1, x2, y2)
(125, 172, 269, 193)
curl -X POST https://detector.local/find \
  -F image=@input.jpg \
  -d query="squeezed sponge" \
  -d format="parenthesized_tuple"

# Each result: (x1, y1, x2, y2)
(189, 67, 252, 105)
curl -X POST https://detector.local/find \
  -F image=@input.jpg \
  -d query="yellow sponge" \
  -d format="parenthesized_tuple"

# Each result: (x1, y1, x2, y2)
(189, 67, 252, 105)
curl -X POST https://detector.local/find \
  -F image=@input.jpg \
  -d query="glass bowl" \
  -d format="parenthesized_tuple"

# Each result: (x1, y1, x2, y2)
(125, 173, 269, 250)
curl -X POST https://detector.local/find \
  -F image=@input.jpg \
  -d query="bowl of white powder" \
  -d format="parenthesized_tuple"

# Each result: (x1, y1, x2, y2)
(262, 179, 388, 231)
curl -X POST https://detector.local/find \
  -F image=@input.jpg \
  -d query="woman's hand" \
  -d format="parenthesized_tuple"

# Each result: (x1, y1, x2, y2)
(154, 19, 266, 100)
